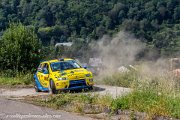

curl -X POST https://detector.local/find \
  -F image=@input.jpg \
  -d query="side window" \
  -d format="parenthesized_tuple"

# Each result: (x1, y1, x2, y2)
(37, 64, 43, 72)
(42, 63, 49, 74)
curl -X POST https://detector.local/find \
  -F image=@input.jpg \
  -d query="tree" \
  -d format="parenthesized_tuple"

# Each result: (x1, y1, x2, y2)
(153, 24, 180, 56)
(0, 23, 41, 71)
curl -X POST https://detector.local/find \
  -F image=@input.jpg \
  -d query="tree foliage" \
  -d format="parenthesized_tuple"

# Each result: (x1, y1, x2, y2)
(0, 23, 41, 71)
(0, 0, 179, 56)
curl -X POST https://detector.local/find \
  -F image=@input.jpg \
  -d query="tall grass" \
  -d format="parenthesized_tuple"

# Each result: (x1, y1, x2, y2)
(111, 89, 180, 118)
(31, 89, 180, 119)
(0, 71, 33, 86)
(95, 64, 180, 119)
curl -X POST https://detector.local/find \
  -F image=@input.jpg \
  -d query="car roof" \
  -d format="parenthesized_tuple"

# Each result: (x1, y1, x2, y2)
(40, 58, 74, 64)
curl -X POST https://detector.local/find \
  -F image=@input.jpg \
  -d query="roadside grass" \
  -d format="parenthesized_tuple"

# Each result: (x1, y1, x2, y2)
(97, 68, 180, 119)
(28, 93, 113, 114)
(111, 89, 180, 119)
(28, 88, 180, 119)
(0, 72, 33, 86)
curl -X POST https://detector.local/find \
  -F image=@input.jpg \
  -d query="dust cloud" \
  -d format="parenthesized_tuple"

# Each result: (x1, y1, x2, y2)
(80, 31, 179, 92)
(88, 31, 145, 75)
(86, 31, 174, 81)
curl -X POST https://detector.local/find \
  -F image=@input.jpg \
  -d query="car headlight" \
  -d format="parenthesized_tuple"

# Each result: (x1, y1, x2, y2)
(86, 74, 91, 77)
(58, 77, 68, 80)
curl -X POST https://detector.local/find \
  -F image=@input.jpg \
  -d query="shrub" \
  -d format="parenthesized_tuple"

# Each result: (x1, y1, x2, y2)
(0, 22, 41, 72)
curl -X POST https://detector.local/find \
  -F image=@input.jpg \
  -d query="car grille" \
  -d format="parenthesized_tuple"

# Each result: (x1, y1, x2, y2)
(69, 79, 86, 88)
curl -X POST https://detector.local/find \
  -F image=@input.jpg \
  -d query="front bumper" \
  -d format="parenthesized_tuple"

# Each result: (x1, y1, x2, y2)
(55, 79, 94, 90)
(58, 85, 92, 91)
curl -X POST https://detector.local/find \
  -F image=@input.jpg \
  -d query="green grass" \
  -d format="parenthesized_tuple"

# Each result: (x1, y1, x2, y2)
(98, 69, 180, 118)
(111, 89, 180, 118)
(28, 94, 112, 114)
(0, 72, 33, 86)
(28, 89, 180, 119)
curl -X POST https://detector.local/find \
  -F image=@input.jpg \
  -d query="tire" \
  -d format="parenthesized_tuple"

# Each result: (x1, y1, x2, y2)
(34, 82, 41, 92)
(49, 80, 58, 94)
(88, 86, 94, 91)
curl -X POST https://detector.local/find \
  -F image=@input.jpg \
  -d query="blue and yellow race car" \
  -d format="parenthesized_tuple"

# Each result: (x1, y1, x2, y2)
(34, 58, 94, 94)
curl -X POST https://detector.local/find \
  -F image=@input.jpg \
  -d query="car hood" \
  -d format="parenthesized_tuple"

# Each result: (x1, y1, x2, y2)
(54, 68, 91, 80)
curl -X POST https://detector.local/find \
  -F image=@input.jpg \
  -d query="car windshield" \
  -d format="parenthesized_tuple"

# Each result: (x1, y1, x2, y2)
(51, 60, 81, 71)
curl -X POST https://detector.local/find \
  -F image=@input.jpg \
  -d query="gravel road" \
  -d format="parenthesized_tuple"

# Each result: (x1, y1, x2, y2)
(0, 98, 94, 120)
(0, 85, 131, 98)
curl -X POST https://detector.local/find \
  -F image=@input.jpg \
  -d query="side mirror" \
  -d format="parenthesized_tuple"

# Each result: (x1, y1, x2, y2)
(82, 63, 88, 69)
(82, 65, 87, 69)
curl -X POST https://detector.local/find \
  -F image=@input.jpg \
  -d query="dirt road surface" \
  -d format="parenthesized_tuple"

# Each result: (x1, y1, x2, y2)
(0, 85, 131, 98)
(0, 98, 94, 120)
(0, 85, 131, 120)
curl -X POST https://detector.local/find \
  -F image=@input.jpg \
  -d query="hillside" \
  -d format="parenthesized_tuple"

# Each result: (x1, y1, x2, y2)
(0, 0, 180, 56)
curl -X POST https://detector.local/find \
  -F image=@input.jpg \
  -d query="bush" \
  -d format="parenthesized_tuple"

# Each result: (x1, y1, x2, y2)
(0, 23, 41, 72)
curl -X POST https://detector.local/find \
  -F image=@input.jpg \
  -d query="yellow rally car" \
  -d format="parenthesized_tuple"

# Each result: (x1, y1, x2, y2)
(34, 58, 94, 94)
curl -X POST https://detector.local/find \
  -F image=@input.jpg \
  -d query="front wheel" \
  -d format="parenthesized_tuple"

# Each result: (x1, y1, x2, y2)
(88, 86, 94, 91)
(49, 80, 58, 94)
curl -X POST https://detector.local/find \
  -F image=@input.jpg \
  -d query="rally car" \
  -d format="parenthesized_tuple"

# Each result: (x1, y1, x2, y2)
(34, 58, 94, 94)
